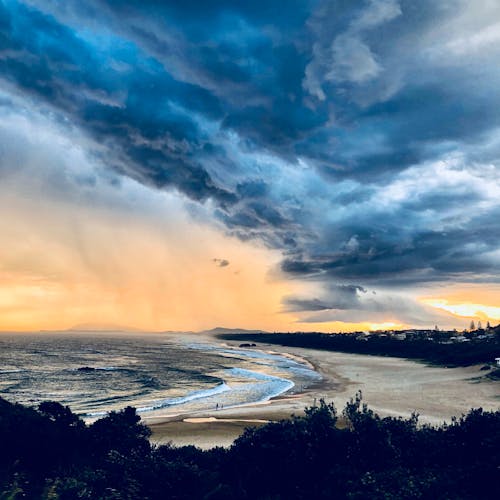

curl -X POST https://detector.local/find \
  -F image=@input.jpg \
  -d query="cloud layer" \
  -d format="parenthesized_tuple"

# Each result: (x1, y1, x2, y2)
(2, 0, 500, 327)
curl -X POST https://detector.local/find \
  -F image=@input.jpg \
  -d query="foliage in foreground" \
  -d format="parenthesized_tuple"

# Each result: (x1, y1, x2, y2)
(0, 394, 499, 499)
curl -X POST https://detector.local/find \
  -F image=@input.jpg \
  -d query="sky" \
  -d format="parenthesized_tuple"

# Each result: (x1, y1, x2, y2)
(1, 0, 500, 332)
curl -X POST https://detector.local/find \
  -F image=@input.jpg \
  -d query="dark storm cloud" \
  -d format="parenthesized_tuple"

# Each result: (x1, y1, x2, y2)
(281, 209, 500, 286)
(2, 0, 500, 296)
(298, 291, 457, 327)
(0, 0, 233, 204)
(284, 282, 456, 326)
(284, 285, 367, 312)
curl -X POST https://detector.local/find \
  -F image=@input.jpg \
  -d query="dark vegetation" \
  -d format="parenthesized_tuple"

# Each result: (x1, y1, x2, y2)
(218, 331, 500, 367)
(1, 395, 499, 499)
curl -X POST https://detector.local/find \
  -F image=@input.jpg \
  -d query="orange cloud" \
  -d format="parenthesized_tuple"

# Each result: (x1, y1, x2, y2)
(0, 181, 306, 332)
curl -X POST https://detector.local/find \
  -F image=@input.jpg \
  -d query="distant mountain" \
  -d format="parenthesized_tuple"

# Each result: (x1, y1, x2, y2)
(202, 327, 268, 335)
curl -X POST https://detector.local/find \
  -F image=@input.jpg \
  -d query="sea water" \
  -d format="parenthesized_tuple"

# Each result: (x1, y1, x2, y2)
(0, 332, 320, 419)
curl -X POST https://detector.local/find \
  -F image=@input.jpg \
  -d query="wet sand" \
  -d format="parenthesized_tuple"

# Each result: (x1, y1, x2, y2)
(147, 340, 499, 449)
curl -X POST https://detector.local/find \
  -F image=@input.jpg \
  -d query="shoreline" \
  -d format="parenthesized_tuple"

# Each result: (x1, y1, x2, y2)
(148, 340, 499, 449)
(80, 337, 321, 423)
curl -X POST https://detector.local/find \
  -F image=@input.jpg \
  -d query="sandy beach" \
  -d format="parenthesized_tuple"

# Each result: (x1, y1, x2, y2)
(147, 339, 500, 449)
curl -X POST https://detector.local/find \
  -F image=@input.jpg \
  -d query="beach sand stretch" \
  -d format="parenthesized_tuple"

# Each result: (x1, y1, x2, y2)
(146, 337, 500, 449)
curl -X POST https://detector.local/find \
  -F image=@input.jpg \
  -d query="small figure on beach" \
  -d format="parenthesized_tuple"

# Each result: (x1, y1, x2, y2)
(216, 403, 219, 410)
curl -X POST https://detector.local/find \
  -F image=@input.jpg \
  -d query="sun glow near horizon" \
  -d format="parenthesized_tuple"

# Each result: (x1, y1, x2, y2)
(422, 299, 500, 323)
(0, 176, 304, 333)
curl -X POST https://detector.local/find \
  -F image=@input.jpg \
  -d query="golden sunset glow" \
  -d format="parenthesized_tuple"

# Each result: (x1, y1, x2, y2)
(420, 283, 500, 324)
(288, 320, 407, 333)
(0, 181, 305, 332)
(422, 299, 500, 322)
(368, 322, 406, 331)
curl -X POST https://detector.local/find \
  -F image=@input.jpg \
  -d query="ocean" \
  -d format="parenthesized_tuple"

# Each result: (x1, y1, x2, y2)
(0, 331, 320, 420)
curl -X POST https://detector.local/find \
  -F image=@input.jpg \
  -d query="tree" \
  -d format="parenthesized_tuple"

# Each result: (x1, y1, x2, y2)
(2, 395, 500, 499)
(470, 320, 475, 331)
(38, 401, 83, 429)
(477, 320, 482, 330)
(89, 406, 151, 456)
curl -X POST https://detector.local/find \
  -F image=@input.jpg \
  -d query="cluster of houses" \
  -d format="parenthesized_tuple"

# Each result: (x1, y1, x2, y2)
(353, 323, 499, 345)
